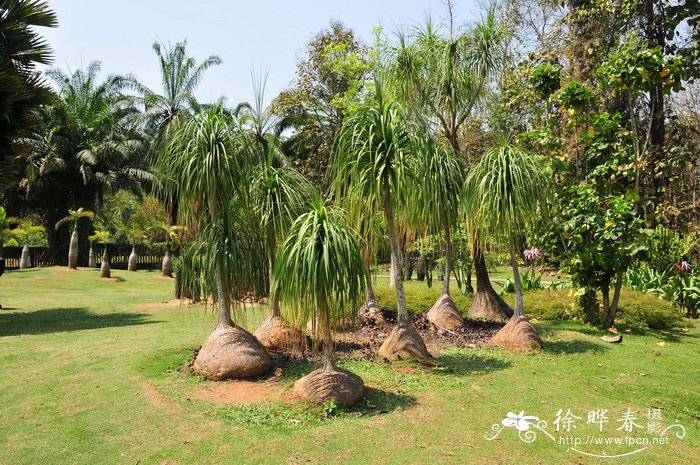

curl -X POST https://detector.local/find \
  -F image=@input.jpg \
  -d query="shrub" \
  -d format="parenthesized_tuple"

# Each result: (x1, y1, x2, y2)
(614, 290, 681, 329)
(373, 283, 473, 315)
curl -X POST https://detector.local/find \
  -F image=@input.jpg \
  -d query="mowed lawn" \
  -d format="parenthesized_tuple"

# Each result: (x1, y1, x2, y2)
(0, 267, 698, 465)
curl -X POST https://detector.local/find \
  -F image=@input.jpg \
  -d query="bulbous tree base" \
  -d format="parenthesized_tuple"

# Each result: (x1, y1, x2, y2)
(469, 289, 513, 321)
(378, 322, 431, 360)
(194, 324, 273, 380)
(488, 315, 542, 352)
(358, 301, 389, 327)
(294, 366, 365, 406)
(427, 294, 464, 330)
(254, 316, 304, 349)
(100, 262, 111, 278)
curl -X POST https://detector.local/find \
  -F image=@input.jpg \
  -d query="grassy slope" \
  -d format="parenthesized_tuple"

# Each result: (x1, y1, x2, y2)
(0, 267, 697, 465)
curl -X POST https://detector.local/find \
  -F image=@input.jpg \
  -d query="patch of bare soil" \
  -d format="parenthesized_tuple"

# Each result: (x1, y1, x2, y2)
(99, 276, 124, 282)
(193, 380, 282, 404)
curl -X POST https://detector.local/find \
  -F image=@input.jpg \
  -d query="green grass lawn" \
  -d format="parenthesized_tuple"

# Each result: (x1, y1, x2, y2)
(0, 267, 698, 464)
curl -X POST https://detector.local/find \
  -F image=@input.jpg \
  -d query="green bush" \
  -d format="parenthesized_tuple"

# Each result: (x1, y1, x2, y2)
(371, 282, 680, 330)
(615, 290, 681, 329)
(373, 283, 473, 315)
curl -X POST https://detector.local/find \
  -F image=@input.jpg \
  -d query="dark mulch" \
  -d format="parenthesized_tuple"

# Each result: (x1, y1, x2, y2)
(180, 310, 505, 374)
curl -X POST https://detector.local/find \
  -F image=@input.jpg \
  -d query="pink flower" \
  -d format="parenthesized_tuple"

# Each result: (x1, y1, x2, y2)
(676, 261, 691, 272)
(524, 247, 541, 261)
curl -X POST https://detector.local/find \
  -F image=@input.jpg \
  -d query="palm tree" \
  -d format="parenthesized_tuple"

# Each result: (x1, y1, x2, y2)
(251, 150, 314, 348)
(156, 105, 271, 380)
(89, 230, 113, 278)
(88, 233, 98, 268)
(273, 199, 366, 406)
(390, 3, 511, 321)
(54, 208, 94, 269)
(0, 0, 57, 191)
(15, 221, 46, 269)
(333, 76, 430, 360)
(411, 130, 466, 330)
(117, 227, 144, 272)
(464, 143, 550, 350)
(128, 40, 222, 137)
(148, 223, 184, 277)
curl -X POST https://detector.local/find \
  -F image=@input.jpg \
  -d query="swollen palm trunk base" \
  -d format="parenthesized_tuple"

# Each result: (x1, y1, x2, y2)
(293, 366, 365, 407)
(100, 251, 111, 278)
(19, 244, 30, 269)
(488, 315, 542, 351)
(193, 324, 272, 380)
(254, 316, 304, 350)
(88, 247, 96, 268)
(127, 248, 138, 271)
(378, 322, 431, 360)
(162, 248, 173, 277)
(427, 293, 464, 330)
(68, 230, 79, 269)
(469, 289, 513, 321)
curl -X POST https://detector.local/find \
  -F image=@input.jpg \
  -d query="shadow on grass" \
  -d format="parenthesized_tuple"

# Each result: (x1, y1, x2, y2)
(0, 307, 158, 337)
(543, 339, 609, 355)
(433, 351, 512, 376)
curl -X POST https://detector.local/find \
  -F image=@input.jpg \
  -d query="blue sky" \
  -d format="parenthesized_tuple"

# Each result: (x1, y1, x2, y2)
(42, 0, 481, 106)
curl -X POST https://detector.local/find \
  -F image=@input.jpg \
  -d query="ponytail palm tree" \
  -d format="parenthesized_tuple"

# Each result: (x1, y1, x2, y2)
(333, 77, 430, 360)
(412, 131, 466, 330)
(54, 208, 94, 269)
(156, 105, 271, 380)
(251, 150, 314, 348)
(148, 223, 184, 277)
(464, 143, 550, 350)
(273, 199, 366, 406)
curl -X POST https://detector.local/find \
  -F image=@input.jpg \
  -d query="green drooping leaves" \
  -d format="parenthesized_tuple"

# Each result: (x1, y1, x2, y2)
(273, 198, 365, 339)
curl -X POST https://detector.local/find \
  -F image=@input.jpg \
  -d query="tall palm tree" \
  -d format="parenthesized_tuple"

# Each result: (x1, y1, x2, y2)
(464, 143, 550, 350)
(273, 199, 366, 406)
(54, 208, 94, 269)
(333, 76, 430, 360)
(156, 105, 271, 380)
(128, 40, 221, 223)
(128, 40, 222, 137)
(390, 3, 511, 321)
(0, 0, 57, 190)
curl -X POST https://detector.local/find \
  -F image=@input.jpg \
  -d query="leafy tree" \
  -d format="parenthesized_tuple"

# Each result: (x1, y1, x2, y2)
(156, 105, 271, 380)
(273, 198, 366, 406)
(560, 185, 646, 326)
(14, 220, 45, 268)
(0, 0, 57, 191)
(273, 22, 369, 190)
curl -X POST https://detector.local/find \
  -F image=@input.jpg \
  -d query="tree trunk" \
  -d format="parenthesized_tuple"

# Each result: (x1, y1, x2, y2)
(384, 196, 408, 324)
(510, 244, 524, 317)
(128, 246, 138, 271)
(442, 218, 452, 296)
(601, 283, 610, 326)
(68, 227, 79, 269)
(469, 243, 513, 320)
(319, 299, 336, 372)
(100, 246, 111, 278)
(20, 242, 30, 269)
(609, 270, 624, 326)
(268, 251, 281, 318)
(389, 253, 397, 288)
(162, 244, 173, 277)
(88, 244, 96, 268)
